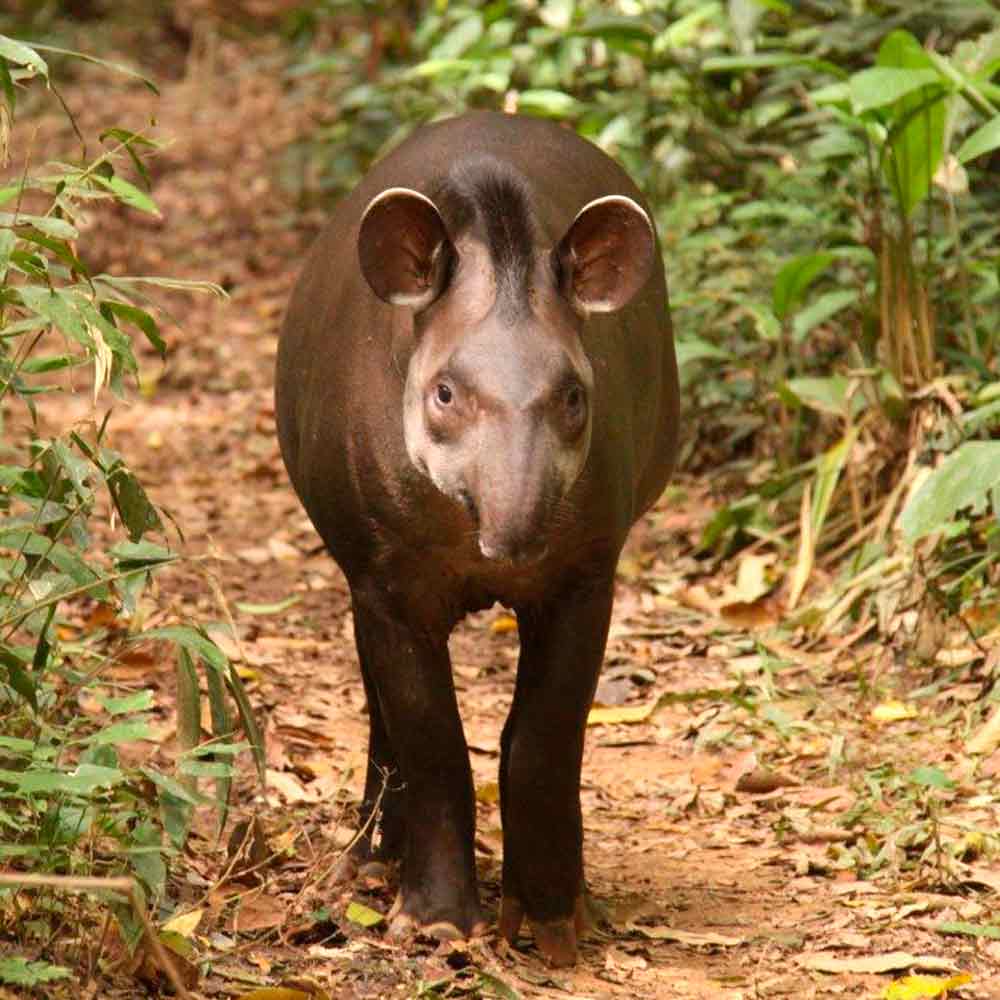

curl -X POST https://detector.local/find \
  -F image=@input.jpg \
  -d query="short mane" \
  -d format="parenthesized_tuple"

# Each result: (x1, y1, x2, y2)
(431, 156, 536, 322)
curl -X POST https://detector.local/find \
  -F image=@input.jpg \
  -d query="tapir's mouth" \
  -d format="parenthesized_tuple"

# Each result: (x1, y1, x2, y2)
(478, 535, 549, 565)
(456, 489, 552, 564)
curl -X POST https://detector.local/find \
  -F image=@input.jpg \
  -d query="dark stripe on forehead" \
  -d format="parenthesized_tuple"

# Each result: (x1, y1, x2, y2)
(431, 156, 536, 321)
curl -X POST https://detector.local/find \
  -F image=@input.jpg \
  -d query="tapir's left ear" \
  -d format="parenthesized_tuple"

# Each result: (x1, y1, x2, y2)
(555, 195, 656, 313)
(358, 187, 455, 310)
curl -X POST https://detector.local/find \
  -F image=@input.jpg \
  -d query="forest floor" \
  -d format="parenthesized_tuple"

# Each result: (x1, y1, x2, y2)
(9, 16, 1000, 1000)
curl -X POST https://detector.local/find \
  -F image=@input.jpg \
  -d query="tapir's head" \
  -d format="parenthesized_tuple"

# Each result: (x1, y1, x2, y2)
(357, 163, 656, 563)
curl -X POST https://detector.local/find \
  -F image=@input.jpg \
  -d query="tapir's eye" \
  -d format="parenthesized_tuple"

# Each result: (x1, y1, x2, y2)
(560, 380, 588, 438)
(435, 383, 453, 406)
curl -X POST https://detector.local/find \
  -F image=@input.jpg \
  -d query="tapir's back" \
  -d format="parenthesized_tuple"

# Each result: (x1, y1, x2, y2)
(276, 112, 678, 577)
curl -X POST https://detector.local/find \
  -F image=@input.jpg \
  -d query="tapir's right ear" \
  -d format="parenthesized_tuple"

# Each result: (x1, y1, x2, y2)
(358, 188, 455, 310)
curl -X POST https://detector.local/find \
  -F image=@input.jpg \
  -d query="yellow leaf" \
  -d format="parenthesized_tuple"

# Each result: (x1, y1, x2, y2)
(882, 972, 972, 999)
(490, 614, 517, 635)
(871, 700, 918, 723)
(345, 901, 384, 928)
(587, 702, 655, 726)
(787, 473, 814, 611)
(161, 908, 203, 937)
(476, 781, 499, 805)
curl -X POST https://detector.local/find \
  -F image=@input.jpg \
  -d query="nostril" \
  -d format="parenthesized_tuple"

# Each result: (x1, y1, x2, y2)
(458, 489, 477, 522)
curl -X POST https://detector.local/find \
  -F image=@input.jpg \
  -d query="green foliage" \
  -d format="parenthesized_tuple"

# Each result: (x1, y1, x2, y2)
(0, 33, 259, 948)
(284, 2, 1000, 640)
(900, 443, 1000, 543)
(0, 956, 71, 985)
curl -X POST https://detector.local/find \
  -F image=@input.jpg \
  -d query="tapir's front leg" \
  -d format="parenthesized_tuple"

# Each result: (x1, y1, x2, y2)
(350, 582, 484, 939)
(499, 572, 615, 966)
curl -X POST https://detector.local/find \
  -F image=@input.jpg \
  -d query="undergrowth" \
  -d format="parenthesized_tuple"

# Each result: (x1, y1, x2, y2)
(0, 34, 262, 989)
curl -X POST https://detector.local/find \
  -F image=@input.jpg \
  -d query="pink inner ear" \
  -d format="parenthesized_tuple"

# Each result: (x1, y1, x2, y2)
(559, 197, 655, 313)
(358, 189, 454, 308)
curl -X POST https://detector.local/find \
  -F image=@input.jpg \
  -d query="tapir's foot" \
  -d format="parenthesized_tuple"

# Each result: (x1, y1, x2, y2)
(498, 892, 600, 967)
(386, 892, 487, 943)
(330, 853, 394, 885)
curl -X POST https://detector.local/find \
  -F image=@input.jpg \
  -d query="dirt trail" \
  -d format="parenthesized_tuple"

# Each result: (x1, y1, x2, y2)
(26, 28, 999, 1000)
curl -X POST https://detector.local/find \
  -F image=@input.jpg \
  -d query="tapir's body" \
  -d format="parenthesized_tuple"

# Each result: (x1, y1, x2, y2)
(276, 112, 678, 966)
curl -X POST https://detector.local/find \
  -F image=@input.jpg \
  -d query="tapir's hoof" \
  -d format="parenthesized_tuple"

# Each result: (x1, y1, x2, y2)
(499, 893, 596, 967)
(330, 854, 359, 885)
(386, 895, 486, 943)
(533, 918, 578, 968)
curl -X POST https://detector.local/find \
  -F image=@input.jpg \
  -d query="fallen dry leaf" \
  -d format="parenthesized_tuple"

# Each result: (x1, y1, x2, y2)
(231, 892, 289, 934)
(967, 707, 1000, 756)
(797, 951, 957, 974)
(735, 766, 798, 794)
(161, 908, 203, 937)
(626, 922, 743, 947)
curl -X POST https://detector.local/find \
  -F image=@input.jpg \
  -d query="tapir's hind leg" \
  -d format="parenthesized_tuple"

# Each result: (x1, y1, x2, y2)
(500, 572, 615, 967)
(348, 581, 484, 939)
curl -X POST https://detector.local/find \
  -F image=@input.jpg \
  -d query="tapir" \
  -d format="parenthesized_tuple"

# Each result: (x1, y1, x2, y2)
(275, 111, 679, 966)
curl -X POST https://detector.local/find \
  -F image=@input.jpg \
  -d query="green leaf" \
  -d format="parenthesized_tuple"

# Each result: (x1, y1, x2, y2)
(27, 42, 156, 93)
(0, 213, 77, 240)
(83, 719, 153, 746)
(109, 540, 172, 566)
(0, 645, 37, 712)
(16, 228, 88, 274)
(346, 900, 385, 927)
(573, 14, 655, 46)
(478, 971, 523, 1000)
(0, 37, 48, 79)
(145, 625, 229, 674)
(957, 114, 1000, 164)
(106, 462, 163, 541)
(782, 375, 862, 418)
(773, 252, 833, 321)
(874, 31, 949, 217)
(175, 647, 201, 797)
(226, 663, 266, 783)
(849, 67, 941, 115)
(0, 957, 71, 986)
(517, 89, 581, 118)
(792, 289, 857, 342)
(129, 820, 166, 895)
(937, 921, 1000, 939)
(12, 763, 123, 795)
(430, 13, 483, 59)
(100, 127, 157, 187)
(909, 766, 955, 790)
(92, 173, 161, 217)
(204, 662, 234, 832)
(141, 766, 209, 807)
(812, 430, 856, 541)
(0, 228, 15, 282)
(673, 335, 731, 368)
(234, 595, 301, 615)
(900, 442, 1000, 543)
(101, 300, 166, 358)
(99, 690, 155, 715)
